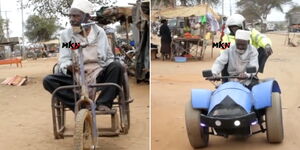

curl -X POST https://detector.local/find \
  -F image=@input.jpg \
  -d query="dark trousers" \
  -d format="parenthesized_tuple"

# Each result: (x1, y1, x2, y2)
(43, 62, 124, 110)
(257, 47, 269, 73)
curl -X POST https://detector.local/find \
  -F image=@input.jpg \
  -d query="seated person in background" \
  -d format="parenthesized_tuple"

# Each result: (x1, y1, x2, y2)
(211, 30, 259, 88)
(183, 17, 191, 34)
(191, 21, 201, 36)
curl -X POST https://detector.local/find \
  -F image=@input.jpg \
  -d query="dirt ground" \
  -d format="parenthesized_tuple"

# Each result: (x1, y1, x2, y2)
(0, 57, 149, 150)
(151, 33, 300, 150)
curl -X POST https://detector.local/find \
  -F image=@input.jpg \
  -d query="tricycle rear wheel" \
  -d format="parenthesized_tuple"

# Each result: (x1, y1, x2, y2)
(265, 92, 284, 143)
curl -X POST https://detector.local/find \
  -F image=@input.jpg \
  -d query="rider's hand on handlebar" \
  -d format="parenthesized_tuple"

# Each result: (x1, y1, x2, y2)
(211, 73, 221, 81)
(238, 73, 249, 79)
(212, 73, 221, 78)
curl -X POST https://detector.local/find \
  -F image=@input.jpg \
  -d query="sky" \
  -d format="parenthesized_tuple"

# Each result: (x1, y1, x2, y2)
(214, 0, 300, 21)
(1, 0, 300, 38)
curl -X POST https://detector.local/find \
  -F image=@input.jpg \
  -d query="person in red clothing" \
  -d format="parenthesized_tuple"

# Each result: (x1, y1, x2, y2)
(220, 17, 227, 41)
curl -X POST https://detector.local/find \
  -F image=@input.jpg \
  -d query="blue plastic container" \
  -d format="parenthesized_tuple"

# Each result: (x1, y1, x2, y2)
(174, 56, 187, 62)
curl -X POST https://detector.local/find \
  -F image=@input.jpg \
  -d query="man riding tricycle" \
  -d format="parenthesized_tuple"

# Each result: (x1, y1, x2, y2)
(185, 30, 283, 148)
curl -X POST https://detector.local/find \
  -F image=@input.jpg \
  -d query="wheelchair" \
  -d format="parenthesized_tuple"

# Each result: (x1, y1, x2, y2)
(51, 62, 133, 148)
(50, 21, 135, 149)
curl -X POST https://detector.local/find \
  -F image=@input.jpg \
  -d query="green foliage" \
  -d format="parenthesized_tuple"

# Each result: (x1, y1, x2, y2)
(26, 0, 116, 17)
(25, 15, 59, 42)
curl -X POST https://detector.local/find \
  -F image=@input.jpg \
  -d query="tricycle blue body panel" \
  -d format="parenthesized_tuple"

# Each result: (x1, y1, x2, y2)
(191, 89, 212, 109)
(208, 82, 253, 113)
(252, 80, 281, 109)
(191, 80, 281, 111)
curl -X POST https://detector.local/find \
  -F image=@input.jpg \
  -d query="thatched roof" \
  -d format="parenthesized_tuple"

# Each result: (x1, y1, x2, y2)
(154, 4, 220, 20)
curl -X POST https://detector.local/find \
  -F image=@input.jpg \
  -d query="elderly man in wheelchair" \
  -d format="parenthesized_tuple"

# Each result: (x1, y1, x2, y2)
(42, 2, 131, 147)
(43, 0, 124, 112)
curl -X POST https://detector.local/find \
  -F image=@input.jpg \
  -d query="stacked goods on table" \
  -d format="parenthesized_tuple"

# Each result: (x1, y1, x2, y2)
(184, 32, 201, 39)
(184, 32, 192, 38)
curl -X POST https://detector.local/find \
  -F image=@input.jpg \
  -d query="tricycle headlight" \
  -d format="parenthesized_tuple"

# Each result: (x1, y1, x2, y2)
(215, 120, 222, 126)
(234, 120, 241, 126)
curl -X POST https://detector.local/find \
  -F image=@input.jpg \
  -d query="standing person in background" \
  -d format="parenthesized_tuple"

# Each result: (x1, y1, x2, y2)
(220, 17, 227, 41)
(159, 19, 172, 60)
(222, 14, 273, 73)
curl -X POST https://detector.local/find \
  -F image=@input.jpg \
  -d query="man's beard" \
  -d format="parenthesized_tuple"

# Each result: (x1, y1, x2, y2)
(236, 49, 246, 54)
(72, 26, 82, 34)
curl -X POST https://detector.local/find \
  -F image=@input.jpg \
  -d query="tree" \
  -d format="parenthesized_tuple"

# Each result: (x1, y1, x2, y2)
(25, 0, 116, 17)
(237, 0, 292, 30)
(286, 5, 300, 19)
(151, 0, 219, 8)
(237, 7, 261, 23)
(0, 17, 5, 42)
(25, 15, 60, 42)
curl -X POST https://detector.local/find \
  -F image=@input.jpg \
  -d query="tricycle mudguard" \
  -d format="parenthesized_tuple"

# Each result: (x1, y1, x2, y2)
(252, 80, 281, 109)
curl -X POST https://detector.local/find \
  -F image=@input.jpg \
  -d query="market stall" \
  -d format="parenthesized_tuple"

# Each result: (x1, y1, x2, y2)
(157, 4, 220, 60)
(92, 0, 149, 83)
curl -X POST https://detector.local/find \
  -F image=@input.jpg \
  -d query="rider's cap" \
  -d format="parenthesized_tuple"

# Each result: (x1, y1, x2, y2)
(71, 0, 93, 14)
(236, 30, 250, 41)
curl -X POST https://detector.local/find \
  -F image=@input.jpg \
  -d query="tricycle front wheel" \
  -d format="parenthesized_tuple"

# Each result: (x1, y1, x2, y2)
(185, 99, 209, 148)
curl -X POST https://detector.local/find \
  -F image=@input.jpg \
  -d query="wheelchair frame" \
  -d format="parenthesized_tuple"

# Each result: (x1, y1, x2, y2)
(50, 22, 133, 149)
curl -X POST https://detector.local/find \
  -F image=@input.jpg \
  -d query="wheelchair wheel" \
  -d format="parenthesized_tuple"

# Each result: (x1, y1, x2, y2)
(52, 97, 65, 139)
(74, 109, 97, 150)
(119, 103, 130, 134)
(52, 63, 59, 74)
(120, 72, 130, 134)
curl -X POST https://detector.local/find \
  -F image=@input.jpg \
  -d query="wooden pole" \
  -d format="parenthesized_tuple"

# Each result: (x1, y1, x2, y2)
(125, 16, 129, 44)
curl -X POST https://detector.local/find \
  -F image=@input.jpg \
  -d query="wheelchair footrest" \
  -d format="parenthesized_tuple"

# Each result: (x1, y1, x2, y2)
(62, 128, 73, 138)
(95, 109, 117, 115)
(98, 128, 120, 137)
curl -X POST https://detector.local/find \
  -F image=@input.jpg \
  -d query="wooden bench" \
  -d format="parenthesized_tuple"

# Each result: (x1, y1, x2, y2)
(0, 58, 22, 67)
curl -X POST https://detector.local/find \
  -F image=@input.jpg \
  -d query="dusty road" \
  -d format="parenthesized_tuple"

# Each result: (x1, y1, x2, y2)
(151, 33, 300, 150)
(0, 57, 149, 150)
